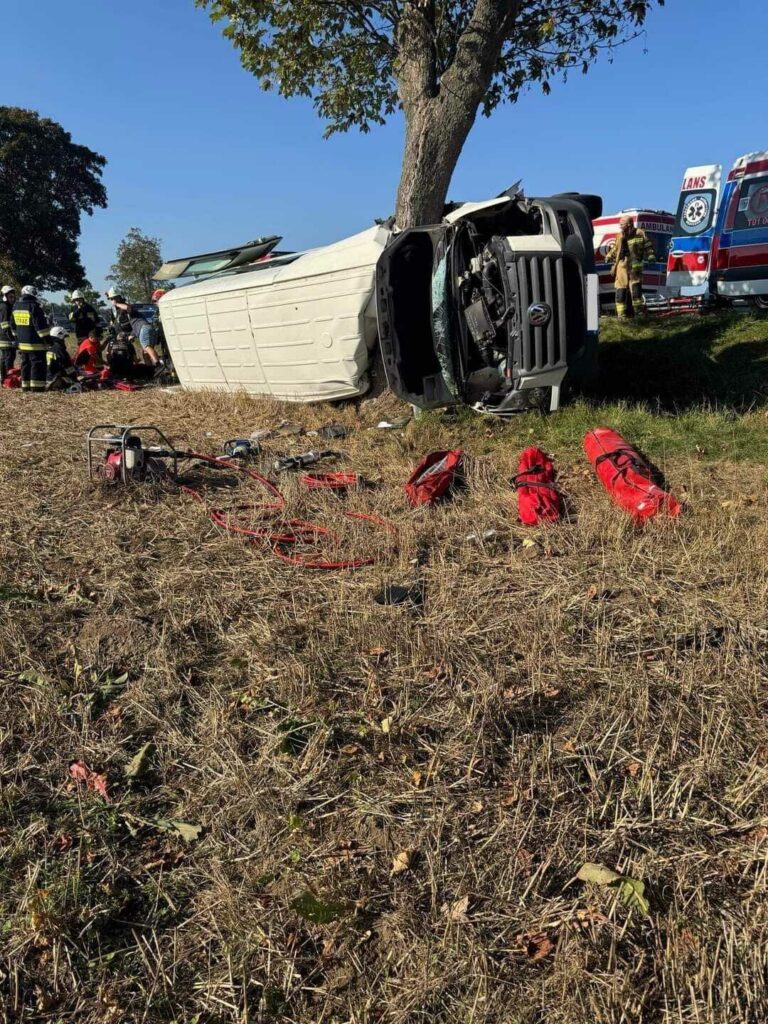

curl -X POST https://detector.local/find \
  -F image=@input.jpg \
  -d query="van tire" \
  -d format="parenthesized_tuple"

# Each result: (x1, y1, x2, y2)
(753, 296, 768, 313)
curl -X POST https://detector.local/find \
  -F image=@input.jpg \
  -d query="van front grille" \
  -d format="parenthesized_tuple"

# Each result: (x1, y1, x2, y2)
(507, 253, 586, 375)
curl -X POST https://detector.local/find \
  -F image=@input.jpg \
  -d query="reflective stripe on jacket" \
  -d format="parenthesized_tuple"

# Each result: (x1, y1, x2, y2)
(608, 229, 656, 279)
(12, 297, 51, 351)
(0, 299, 15, 346)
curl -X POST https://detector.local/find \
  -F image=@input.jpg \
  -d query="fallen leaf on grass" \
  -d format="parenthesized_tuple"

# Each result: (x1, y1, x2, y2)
(625, 761, 642, 778)
(526, 932, 555, 961)
(391, 850, 412, 875)
(574, 907, 609, 927)
(340, 743, 361, 756)
(290, 890, 349, 925)
(365, 647, 390, 662)
(69, 761, 109, 801)
(124, 742, 155, 780)
(442, 895, 470, 921)
(153, 818, 203, 843)
(52, 834, 73, 854)
(576, 862, 650, 916)
(380, 716, 394, 734)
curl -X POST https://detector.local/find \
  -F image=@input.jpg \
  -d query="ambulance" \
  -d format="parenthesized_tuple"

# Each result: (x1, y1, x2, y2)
(593, 209, 675, 312)
(666, 153, 768, 310)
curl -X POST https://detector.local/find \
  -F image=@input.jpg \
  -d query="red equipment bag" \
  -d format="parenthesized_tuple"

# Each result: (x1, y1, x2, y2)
(514, 446, 562, 525)
(584, 427, 681, 522)
(2, 368, 21, 389)
(404, 449, 463, 507)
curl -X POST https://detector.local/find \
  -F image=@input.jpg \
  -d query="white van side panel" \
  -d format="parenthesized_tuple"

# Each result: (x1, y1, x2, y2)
(159, 225, 390, 402)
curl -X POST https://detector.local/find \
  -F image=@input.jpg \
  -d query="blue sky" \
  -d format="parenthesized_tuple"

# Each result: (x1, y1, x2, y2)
(1, 0, 766, 296)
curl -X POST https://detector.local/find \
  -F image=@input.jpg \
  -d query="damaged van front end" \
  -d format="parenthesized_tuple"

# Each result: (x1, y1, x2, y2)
(377, 191, 601, 414)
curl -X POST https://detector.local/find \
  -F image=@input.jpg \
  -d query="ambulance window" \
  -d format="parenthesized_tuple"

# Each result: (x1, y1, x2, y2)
(646, 233, 666, 261)
(734, 176, 768, 231)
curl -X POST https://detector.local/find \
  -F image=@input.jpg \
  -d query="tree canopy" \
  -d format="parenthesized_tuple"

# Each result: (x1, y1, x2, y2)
(0, 107, 107, 290)
(197, 0, 663, 226)
(107, 228, 163, 303)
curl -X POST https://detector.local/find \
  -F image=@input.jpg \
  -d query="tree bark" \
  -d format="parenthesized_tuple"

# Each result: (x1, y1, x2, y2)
(395, 0, 519, 228)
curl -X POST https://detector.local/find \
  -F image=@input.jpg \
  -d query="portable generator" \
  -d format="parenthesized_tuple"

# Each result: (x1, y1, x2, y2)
(86, 424, 179, 485)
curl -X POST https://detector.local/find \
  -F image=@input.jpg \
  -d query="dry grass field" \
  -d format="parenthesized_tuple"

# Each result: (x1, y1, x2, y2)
(2, 314, 768, 1023)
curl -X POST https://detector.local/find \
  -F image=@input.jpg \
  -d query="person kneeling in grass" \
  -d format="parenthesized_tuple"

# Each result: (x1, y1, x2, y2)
(75, 325, 107, 376)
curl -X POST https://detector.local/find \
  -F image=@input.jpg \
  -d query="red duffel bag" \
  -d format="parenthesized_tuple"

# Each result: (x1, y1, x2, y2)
(405, 450, 464, 507)
(2, 368, 21, 389)
(584, 427, 681, 522)
(514, 446, 563, 525)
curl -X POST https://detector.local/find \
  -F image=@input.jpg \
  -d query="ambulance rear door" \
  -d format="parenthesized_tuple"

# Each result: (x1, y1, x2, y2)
(667, 164, 722, 295)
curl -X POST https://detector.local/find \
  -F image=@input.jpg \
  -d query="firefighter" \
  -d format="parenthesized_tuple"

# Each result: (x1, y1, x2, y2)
(46, 325, 78, 389)
(12, 285, 51, 392)
(68, 289, 99, 341)
(0, 284, 17, 382)
(608, 215, 657, 318)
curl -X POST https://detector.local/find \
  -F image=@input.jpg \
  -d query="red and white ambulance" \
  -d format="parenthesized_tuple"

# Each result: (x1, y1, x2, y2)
(593, 209, 676, 312)
(666, 153, 768, 310)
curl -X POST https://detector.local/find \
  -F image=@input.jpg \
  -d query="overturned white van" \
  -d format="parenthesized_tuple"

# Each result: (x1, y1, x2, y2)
(158, 187, 602, 413)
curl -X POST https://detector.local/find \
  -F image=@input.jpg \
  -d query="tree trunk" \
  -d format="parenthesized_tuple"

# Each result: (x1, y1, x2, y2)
(394, 0, 519, 228)
(395, 97, 478, 228)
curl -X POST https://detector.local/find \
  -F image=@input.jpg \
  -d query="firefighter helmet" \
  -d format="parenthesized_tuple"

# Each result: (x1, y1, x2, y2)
(50, 326, 68, 340)
(1, 284, 15, 296)
(71, 289, 85, 301)
(106, 287, 122, 300)
(21, 285, 38, 297)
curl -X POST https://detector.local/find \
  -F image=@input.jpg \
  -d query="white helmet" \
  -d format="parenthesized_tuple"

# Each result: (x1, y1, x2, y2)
(21, 285, 38, 297)
(71, 289, 84, 301)
(50, 325, 68, 341)
(1, 285, 15, 296)
(106, 287, 121, 300)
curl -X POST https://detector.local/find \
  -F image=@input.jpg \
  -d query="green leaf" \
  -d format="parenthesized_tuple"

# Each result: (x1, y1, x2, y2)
(577, 862, 650, 916)
(154, 818, 203, 843)
(290, 890, 349, 925)
(616, 877, 650, 916)
(277, 718, 313, 756)
(18, 670, 48, 686)
(124, 742, 155, 780)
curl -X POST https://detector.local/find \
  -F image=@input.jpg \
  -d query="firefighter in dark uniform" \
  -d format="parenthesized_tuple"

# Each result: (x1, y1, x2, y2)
(68, 289, 99, 341)
(0, 284, 17, 382)
(12, 285, 51, 392)
(46, 325, 78, 389)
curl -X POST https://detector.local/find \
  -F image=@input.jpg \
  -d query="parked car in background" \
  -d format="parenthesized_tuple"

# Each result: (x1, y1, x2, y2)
(667, 153, 768, 310)
(157, 186, 602, 414)
(593, 209, 675, 312)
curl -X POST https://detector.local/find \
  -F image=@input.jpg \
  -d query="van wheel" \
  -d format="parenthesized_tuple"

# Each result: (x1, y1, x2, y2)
(753, 296, 768, 313)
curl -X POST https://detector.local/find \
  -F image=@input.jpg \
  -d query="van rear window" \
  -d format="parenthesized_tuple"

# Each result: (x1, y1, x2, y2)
(735, 175, 768, 231)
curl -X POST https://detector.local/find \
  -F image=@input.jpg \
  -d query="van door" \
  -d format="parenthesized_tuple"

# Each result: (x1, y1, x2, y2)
(376, 226, 457, 408)
(667, 165, 722, 294)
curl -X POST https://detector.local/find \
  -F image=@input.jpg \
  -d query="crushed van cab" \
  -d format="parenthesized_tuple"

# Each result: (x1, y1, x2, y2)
(157, 187, 602, 414)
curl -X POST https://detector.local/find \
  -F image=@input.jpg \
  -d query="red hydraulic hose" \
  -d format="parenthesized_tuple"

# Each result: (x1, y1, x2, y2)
(177, 452, 394, 570)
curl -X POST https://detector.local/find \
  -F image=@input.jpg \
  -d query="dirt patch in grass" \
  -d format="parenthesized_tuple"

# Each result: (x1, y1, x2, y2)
(2, 317, 768, 1022)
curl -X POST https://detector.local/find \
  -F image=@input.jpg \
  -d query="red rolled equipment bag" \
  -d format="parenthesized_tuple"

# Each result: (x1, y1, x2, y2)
(404, 450, 464, 507)
(584, 427, 681, 522)
(514, 446, 562, 525)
